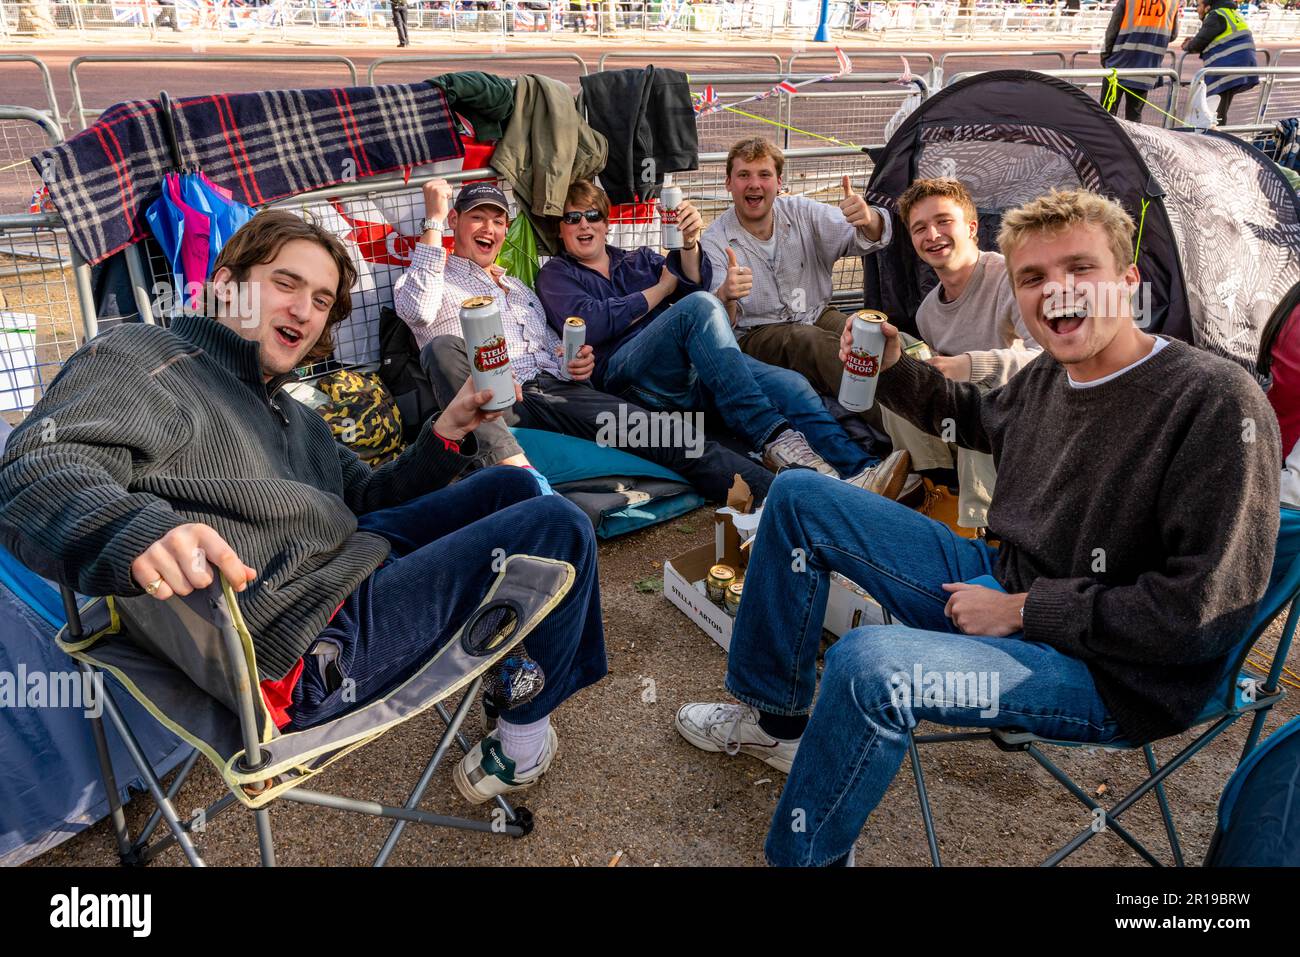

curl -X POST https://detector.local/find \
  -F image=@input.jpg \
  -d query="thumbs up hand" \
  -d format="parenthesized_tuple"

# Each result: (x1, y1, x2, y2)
(717, 246, 753, 303)
(839, 175, 874, 230)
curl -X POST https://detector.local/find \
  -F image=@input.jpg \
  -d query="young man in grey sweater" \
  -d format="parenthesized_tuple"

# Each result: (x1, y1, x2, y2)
(0, 211, 608, 805)
(676, 188, 1280, 866)
(885, 177, 1042, 531)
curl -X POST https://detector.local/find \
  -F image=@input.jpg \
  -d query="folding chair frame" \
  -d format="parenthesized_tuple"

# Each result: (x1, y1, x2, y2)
(62, 583, 537, 868)
(892, 595, 1298, 867)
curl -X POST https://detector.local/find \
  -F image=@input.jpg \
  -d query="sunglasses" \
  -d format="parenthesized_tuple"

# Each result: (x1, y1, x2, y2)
(560, 209, 605, 225)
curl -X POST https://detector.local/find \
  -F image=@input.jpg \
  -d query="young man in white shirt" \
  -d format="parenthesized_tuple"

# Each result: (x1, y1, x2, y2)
(701, 137, 891, 400)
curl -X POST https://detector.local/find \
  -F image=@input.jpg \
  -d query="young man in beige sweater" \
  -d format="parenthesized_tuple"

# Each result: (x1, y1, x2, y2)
(886, 178, 1041, 532)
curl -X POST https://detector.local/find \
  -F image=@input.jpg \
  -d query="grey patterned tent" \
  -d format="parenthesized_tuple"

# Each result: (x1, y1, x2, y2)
(862, 70, 1300, 376)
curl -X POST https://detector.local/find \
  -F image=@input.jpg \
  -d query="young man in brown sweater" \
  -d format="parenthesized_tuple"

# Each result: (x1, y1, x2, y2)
(675, 188, 1280, 866)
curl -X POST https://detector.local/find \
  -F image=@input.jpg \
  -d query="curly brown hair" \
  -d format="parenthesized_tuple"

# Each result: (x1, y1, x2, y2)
(211, 209, 357, 365)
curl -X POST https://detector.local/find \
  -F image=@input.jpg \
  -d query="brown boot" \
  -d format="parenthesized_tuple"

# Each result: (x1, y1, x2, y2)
(916, 478, 979, 539)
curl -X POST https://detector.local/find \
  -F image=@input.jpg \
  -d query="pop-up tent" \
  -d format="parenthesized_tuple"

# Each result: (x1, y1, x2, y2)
(863, 70, 1300, 375)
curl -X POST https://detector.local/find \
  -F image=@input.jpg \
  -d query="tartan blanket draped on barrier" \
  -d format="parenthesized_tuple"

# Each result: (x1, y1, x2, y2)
(32, 84, 465, 267)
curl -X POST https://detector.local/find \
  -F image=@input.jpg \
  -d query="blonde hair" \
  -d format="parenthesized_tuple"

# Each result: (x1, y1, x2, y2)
(997, 189, 1135, 272)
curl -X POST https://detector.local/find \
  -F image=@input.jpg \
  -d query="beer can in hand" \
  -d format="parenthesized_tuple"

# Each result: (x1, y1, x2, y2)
(838, 310, 888, 413)
(460, 295, 515, 412)
(561, 316, 586, 381)
(659, 177, 684, 250)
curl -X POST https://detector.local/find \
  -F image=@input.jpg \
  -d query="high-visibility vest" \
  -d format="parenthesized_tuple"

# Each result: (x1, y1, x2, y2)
(1202, 8, 1260, 97)
(1107, 0, 1179, 89)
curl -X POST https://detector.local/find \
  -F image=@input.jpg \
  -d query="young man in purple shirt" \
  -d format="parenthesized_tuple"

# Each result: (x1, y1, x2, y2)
(535, 180, 909, 495)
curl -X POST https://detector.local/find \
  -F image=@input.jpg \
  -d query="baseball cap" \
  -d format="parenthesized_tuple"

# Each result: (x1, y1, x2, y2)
(454, 182, 510, 215)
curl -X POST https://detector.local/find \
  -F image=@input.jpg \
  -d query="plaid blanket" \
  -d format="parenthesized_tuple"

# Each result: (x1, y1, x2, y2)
(33, 83, 464, 266)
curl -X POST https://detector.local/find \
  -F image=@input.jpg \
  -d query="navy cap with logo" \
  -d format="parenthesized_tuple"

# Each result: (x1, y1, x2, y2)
(454, 182, 510, 215)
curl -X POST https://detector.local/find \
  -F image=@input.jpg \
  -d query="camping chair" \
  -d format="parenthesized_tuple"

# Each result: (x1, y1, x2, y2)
(57, 554, 576, 867)
(901, 511, 1300, 867)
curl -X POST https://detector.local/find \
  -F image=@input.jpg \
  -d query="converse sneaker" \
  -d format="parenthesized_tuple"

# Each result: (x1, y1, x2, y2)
(452, 726, 558, 805)
(674, 701, 799, 773)
(842, 449, 911, 499)
(762, 429, 837, 477)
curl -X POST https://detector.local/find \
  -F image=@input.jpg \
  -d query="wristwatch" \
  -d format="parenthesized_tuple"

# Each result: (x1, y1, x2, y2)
(419, 217, 444, 234)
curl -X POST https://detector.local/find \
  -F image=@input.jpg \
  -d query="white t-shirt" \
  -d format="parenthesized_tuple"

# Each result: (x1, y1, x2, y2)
(754, 233, 778, 266)
(1067, 335, 1170, 389)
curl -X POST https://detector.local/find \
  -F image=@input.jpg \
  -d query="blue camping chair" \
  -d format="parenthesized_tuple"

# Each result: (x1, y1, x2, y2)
(903, 507, 1300, 867)
(1205, 712, 1300, 866)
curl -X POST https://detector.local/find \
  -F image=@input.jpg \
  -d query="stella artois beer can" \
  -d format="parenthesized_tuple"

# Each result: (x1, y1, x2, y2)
(460, 295, 515, 412)
(659, 178, 684, 250)
(561, 316, 586, 380)
(706, 564, 736, 603)
(724, 579, 744, 618)
(838, 310, 888, 413)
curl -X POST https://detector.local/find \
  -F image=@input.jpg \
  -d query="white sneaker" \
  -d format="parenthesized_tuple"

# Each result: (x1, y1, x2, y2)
(762, 429, 837, 477)
(453, 726, 558, 805)
(674, 701, 799, 773)
(842, 450, 911, 499)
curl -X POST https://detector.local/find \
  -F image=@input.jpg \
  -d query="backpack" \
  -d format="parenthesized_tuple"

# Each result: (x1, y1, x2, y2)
(378, 305, 440, 444)
(313, 369, 405, 467)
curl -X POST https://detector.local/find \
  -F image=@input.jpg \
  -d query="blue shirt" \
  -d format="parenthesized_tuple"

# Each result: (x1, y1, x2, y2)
(535, 245, 712, 386)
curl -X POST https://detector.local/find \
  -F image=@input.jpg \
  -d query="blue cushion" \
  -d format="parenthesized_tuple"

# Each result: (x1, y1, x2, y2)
(510, 427, 691, 486)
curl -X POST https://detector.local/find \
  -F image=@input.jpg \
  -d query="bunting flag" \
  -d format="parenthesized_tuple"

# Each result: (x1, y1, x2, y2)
(694, 46, 856, 118)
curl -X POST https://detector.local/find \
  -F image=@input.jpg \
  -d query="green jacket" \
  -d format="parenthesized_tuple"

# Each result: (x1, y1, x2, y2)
(492, 74, 608, 255)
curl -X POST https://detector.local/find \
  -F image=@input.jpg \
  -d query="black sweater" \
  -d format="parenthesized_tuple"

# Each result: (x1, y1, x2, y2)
(0, 314, 475, 679)
(880, 338, 1280, 743)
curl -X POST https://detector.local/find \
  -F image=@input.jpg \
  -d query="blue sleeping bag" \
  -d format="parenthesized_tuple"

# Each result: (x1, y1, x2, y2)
(1207, 714, 1300, 866)
(0, 546, 190, 865)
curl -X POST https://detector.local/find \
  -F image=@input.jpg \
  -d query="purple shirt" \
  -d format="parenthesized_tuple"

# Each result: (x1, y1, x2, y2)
(535, 245, 712, 384)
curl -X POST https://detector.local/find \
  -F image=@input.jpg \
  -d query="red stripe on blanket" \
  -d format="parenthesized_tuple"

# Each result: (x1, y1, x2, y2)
(219, 93, 266, 205)
(91, 124, 135, 231)
(330, 88, 370, 180)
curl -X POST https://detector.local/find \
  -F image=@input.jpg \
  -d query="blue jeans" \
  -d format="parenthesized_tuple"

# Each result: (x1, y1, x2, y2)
(602, 292, 874, 477)
(289, 467, 607, 730)
(725, 470, 1122, 866)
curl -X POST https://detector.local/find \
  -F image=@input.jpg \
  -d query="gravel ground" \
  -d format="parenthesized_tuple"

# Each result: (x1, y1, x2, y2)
(30, 507, 1299, 868)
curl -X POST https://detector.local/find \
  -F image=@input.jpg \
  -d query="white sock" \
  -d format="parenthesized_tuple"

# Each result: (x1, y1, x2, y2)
(496, 715, 550, 773)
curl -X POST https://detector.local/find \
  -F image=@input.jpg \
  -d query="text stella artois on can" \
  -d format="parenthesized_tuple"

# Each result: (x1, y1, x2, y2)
(460, 295, 515, 412)
(561, 316, 586, 380)
(838, 310, 888, 413)
(659, 175, 684, 250)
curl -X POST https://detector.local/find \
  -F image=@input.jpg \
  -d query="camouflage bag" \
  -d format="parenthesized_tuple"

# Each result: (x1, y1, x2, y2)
(311, 369, 405, 467)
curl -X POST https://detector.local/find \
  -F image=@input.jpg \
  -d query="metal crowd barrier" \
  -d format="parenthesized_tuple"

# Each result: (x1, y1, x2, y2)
(0, 107, 97, 423)
(946, 67, 1184, 129)
(0, 56, 64, 140)
(367, 51, 589, 86)
(69, 55, 361, 131)
(1189, 66, 1300, 129)
(787, 49, 936, 78)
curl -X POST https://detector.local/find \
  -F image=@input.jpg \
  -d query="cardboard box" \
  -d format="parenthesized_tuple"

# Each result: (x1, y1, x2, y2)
(663, 497, 885, 653)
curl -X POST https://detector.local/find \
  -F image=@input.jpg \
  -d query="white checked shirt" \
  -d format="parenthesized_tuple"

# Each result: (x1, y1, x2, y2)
(701, 194, 892, 331)
(393, 242, 563, 383)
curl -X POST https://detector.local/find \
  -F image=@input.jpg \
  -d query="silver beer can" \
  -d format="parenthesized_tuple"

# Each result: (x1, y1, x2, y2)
(459, 295, 515, 412)
(838, 310, 888, 413)
(659, 181, 684, 250)
(561, 316, 586, 380)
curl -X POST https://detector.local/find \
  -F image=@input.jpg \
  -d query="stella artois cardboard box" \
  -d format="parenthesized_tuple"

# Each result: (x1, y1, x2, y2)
(663, 477, 883, 653)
